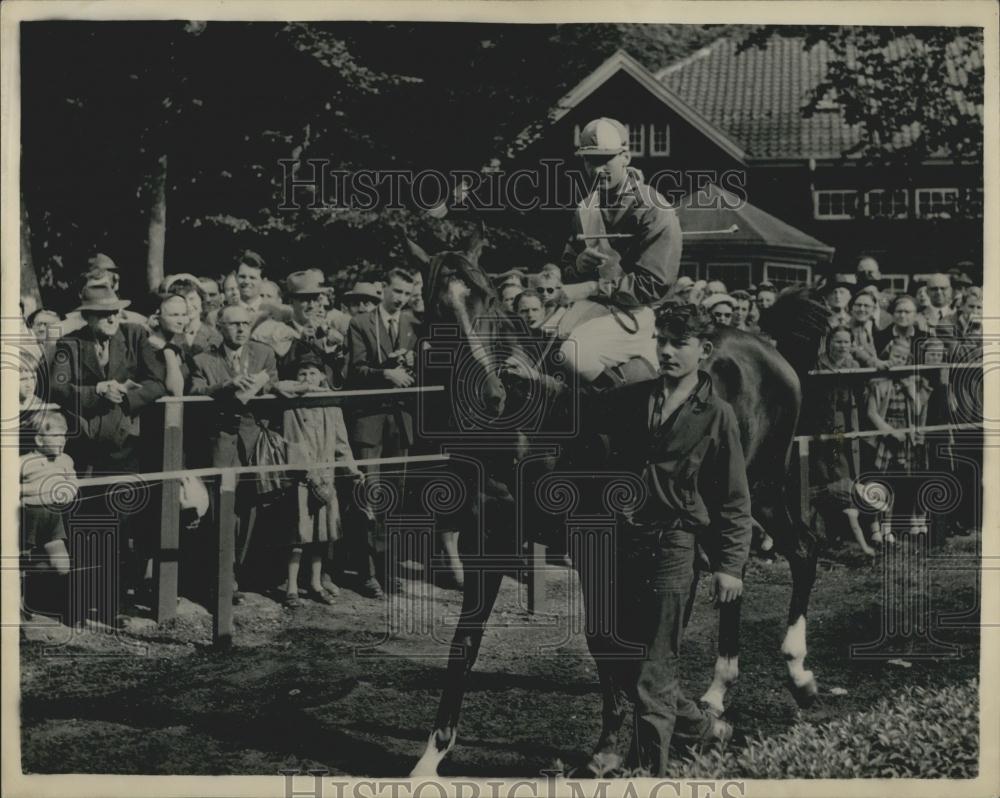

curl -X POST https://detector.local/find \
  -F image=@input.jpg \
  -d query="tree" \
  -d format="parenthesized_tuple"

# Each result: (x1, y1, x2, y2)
(738, 26, 984, 166)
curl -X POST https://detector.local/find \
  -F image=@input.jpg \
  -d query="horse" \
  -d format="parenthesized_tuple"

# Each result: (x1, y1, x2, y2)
(403, 232, 829, 776)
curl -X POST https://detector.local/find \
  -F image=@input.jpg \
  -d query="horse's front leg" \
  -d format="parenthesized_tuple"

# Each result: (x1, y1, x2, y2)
(700, 595, 741, 717)
(411, 566, 505, 777)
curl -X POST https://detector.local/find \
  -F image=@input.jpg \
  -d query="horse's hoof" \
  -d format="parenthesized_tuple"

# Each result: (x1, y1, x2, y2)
(410, 728, 455, 777)
(788, 676, 819, 708)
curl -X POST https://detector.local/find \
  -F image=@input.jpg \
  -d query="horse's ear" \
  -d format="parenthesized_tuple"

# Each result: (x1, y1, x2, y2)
(406, 236, 431, 267)
(464, 221, 487, 267)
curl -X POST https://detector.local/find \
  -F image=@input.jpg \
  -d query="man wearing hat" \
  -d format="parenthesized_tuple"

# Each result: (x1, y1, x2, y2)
(558, 117, 682, 390)
(272, 270, 348, 386)
(343, 281, 382, 317)
(50, 284, 167, 616)
(822, 275, 857, 313)
(60, 253, 149, 335)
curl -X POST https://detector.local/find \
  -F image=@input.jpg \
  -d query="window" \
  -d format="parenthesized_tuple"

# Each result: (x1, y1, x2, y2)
(961, 187, 983, 218)
(813, 190, 858, 220)
(648, 123, 670, 156)
(706, 262, 752, 290)
(865, 189, 909, 219)
(763, 262, 813, 289)
(574, 122, 646, 155)
(882, 274, 909, 293)
(679, 261, 699, 280)
(626, 124, 644, 156)
(915, 188, 959, 219)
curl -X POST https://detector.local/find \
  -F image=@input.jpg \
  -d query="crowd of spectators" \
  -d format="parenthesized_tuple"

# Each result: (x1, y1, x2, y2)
(17, 250, 985, 624)
(18, 250, 432, 623)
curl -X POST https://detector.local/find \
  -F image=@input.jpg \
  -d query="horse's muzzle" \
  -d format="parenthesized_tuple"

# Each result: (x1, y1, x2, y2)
(483, 372, 507, 417)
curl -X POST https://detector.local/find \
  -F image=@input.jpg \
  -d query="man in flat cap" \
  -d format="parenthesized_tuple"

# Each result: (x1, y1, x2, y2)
(559, 117, 682, 390)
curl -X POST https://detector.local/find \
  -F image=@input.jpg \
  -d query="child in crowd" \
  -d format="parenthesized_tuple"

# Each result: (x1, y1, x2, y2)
(803, 326, 858, 524)
(20, 411, 79, 618)
(280, 352, 364, 608)
(866, 338, 932, 540)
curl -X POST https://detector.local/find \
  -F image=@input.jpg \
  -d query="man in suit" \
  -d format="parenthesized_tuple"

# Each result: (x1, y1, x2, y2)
(190, 305, 300, 602)
(345, 268, 419, 596)
(275, 270, 347, 386)
(50, 285, 166, 618)
(575, 304, 750, 776)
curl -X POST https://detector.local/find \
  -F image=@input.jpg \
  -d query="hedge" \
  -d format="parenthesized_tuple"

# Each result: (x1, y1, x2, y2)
(674, 679, 979, 779)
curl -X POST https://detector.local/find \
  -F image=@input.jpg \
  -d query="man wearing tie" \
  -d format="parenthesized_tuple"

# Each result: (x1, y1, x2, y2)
(191, 305, 288, 603)
(345, 268, 419, 596)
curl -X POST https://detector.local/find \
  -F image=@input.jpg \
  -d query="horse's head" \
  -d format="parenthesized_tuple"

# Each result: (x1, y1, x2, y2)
(404, 228, 507, 419)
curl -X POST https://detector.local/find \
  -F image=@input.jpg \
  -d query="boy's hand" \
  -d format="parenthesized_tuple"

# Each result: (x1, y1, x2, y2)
(710, 572, 743, 606)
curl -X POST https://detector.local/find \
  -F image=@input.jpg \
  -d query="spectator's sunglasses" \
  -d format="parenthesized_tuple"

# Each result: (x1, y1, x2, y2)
(539, 286, 561, 295)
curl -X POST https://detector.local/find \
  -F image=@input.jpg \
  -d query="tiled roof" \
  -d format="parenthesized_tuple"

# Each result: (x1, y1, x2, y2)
(658, 35, 982, 160)
(677, 183, 834, 258)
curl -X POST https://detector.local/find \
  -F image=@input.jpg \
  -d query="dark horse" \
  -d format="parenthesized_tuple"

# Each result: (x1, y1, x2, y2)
(405, 234, 829, 776)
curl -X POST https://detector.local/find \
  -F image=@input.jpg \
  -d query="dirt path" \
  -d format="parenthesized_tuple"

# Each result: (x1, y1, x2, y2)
(20, 535, 980, 776)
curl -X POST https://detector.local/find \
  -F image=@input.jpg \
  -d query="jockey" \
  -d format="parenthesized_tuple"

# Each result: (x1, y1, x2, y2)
(559, 117, 682, 390)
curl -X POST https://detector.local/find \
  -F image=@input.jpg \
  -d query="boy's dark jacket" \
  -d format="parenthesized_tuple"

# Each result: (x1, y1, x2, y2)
(588, 370, 752, 578)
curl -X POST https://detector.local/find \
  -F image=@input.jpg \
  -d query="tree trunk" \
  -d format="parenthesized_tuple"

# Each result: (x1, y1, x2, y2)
(146, 154, 168, 292)
(20, 192, 42, 315)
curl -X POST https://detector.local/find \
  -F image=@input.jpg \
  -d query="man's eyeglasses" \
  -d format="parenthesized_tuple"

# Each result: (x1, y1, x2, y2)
(539, 286, 561, 295)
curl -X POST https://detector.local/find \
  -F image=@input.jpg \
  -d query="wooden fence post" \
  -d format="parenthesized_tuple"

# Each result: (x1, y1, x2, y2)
(527, 541, 547, 615)
(214, 470, 236, 649)
(154, 401, 183, 622)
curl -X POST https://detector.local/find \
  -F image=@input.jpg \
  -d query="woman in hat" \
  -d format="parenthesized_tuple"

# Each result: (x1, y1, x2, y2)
(280, 351, 364, 608)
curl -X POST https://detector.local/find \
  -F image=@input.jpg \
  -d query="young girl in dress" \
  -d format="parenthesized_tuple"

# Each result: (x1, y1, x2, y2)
(280, 352, 363, 608)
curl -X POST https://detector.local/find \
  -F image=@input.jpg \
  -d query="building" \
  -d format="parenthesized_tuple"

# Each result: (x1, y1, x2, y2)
(505, 36, 984, 289)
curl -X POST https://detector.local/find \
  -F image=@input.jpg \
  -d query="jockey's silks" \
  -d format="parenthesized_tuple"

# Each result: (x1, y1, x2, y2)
(561, 167, 682, 310)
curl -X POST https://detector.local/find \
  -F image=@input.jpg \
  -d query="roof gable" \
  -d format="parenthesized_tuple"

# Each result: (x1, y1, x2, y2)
(517, 48, 747, 164)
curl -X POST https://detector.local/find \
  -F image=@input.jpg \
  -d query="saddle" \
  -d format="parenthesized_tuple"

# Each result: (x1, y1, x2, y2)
(553, 298, 658, 390)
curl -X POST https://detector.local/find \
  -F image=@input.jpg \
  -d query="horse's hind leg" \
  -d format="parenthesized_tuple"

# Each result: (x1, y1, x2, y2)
(411, 567, 505, 776)
(781, 550, 819, 707)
